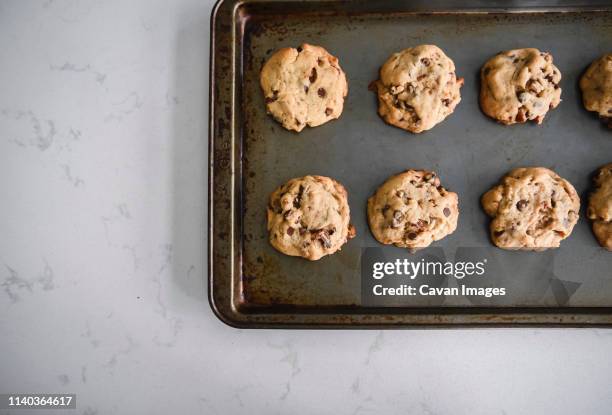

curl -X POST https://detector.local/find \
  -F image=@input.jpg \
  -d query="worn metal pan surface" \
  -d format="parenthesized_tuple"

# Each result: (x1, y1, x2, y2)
(209, 0, 612, 328)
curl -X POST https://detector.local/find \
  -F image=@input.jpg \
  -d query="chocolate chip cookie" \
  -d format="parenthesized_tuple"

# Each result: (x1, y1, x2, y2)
(480, 48, 562, 125)
(260, 44, 348, 132)
(580, 54, 612, 128)
(481, 167, 580, 250)
(267, 175, 356, 260)
(587, 163, 612, 250)
(367, 170, 459, 250)
(370, 45, 463, 133)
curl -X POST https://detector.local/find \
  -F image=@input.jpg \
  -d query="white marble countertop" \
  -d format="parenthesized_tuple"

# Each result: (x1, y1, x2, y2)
(1, 1, 612, 414)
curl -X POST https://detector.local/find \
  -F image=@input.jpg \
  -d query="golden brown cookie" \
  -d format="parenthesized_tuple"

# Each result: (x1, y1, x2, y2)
(260, 44, 348, 132)
(482, 167, 580, 251)
(587, 163, 612, 250)
(367, 170, 459, 250)
(267, 175, 355, 260)
(580, 54, 612, 128)
(480, 48, 561, 125)
(371, 45, 463, 133)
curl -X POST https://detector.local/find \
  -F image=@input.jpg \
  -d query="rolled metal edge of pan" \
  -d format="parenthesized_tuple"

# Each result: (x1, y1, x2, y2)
(209, 0, 612, 328)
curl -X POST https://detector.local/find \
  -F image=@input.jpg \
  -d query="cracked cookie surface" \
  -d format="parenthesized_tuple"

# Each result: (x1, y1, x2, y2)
(580, 54, 612, 128)
(267, 175, 355, 260)
(260, 43, 348, 132)
(371, 45, 463, 133)
(367, 170, 459, 250)
(588, 163, 612, 250)
(480, 48, 561, 125)
(481, 167, 580, 250)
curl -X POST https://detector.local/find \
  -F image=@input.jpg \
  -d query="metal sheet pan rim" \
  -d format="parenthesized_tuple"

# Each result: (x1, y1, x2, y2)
(209, 0, 612, 328)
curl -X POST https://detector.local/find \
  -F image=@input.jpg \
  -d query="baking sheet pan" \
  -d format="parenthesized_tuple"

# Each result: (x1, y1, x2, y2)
(209, 0, 612, 327)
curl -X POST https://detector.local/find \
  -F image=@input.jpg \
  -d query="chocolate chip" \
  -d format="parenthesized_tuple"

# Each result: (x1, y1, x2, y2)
(536, 216, 553, 229)
(494, 230, 505, 237)
(442, 98, 451, 106)
(286, 227, 294, 236)
(294, 185, 304, 208)
(516, 200, 529, 211)
(325, 108, 333, 116)
(415, 220, 427, 230)
(421, 58, 430, 66)
(297, 46, 302, 52)
(299, 227, 307, 236)
(309, 67, 317, 83)
(397, 190, 410, 204)
(317, 88, 326, 98)
(311, 229, 331, 248)
(407, 232, 417, 240)
(304, 85, 309, 93)
(443, 207, 451, 217)
(526, 79, 537, 92)
(265, 96, 276, 103)
(391, 210, 404, 228)
(317, 58, 325, 67)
